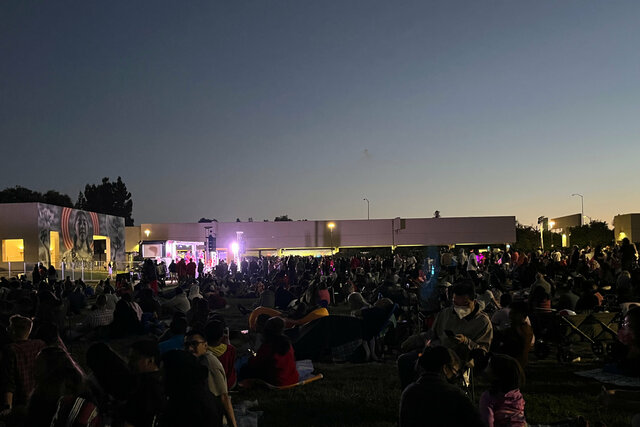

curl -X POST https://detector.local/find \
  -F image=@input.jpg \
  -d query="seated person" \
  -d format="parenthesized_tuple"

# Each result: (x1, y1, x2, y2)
(161, 287, 191, 315)
(479, 354, 527, 427)
(399, 281, 492, 387)
(491, 301, 534, 368)
(605, 305, 640, 377)
(399, 346, 483, 427)
(158, 315, 188, 354)
(240, 317, 299, 386)
(490, 293, 513, 331)
(205, 320, 237, 390)
(79, 294, 114, 332)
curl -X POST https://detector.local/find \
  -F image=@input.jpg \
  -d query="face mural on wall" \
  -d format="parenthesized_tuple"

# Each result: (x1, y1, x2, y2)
(37, 203, 126, 266)
(61, 208, 97, 264)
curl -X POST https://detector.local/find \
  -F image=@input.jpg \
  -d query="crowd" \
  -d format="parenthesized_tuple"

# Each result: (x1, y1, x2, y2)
(0, 239, 637, 426)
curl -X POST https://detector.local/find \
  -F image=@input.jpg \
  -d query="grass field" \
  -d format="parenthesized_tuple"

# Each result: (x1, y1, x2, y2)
(68, 296, 639, 427)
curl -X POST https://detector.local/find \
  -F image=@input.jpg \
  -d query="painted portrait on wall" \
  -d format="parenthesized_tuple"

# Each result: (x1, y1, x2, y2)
(61, 208, 98, 264)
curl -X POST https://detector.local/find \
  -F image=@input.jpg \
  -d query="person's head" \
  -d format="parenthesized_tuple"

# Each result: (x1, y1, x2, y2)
(34, 346, 84, 392)
(486, 354, 525, 394)
(162, 350, 209, 398)
(452, 281, 476, 318)
(417, 346, 458, 380)
(8, 314, 33, 340)
(204, 319, 225, 346)
(169, 315, 188, 335)
(264, 316, 285, 338)
(95, 294, 107, 309)
(508, 301, 529, 325)
(129, 339, 161, 373)
(499, 293, 512, 308)
(184, 330, 208, 357)
(347, 292, 369, 311)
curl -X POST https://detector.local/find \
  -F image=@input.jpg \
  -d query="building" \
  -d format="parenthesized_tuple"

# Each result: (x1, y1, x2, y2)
(0, 202, 125, 277)
(549, 213, 582, 247)
(613, 213, 640, 243)
(127, 215, 516, 264)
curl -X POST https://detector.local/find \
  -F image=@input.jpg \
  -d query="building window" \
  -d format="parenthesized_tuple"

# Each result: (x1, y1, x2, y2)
(2, 239, 24, 262)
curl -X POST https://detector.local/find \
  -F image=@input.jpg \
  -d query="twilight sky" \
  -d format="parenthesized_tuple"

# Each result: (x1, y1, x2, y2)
(2, 1, 639, 226)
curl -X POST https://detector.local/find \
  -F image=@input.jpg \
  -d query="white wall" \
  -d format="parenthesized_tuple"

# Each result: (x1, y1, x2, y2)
(132, 216, 516, 252)
(0, 203, 39, 262)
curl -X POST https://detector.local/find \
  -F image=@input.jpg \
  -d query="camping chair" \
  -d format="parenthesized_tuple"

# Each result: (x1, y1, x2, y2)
(238, 373, 324, 390)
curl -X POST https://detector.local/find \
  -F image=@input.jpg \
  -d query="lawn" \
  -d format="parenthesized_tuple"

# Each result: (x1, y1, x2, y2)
(68, 296, 638, 427)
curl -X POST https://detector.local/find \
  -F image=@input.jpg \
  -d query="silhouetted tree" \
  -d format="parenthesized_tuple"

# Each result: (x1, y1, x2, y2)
(433, 210, 441, 218)
(198, 218, 216, 223)
(0, 186, 73, 207)
(569, 221, 614, 248)
(76, 177, 134, 225)
(274, 215, 292, 222)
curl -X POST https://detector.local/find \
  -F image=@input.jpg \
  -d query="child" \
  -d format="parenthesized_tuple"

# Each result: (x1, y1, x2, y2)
(479, 354, 526, 427)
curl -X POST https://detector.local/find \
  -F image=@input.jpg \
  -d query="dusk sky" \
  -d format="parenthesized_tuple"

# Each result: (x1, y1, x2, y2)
(2, 1, 639, 226)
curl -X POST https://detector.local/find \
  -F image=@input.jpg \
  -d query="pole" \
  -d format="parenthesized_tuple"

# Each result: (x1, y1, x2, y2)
(572, 194, 584, 226)
(330, 229, 333, 255)
(363, 198, 370, 220)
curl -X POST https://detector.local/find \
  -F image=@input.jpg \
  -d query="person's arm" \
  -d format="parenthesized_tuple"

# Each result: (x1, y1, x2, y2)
(220, 393, 237, 427)
(455, 321, 493, 353)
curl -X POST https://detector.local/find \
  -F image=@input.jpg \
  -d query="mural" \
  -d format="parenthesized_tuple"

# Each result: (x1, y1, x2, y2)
(37, 203, 125, 266)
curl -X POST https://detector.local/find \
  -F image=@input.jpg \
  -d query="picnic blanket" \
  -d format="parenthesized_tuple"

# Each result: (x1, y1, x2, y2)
(575, 368, 640, 387)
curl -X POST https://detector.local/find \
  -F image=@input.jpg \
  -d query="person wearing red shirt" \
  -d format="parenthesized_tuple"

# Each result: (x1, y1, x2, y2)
(243, 317, 298, 386)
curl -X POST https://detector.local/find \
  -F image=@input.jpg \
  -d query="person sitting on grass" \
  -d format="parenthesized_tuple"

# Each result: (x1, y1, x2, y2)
(184, 329, 237, 427)
(605, 305, 640, 377)
(240, 316, 299, 387)
(205, 320, 237, 391)
(399, 346, 483, 427)
(478, 354, 526, 427)
(491, 301, 534, 368)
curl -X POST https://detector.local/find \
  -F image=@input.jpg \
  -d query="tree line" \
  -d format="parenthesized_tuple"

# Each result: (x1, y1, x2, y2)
(0, 177, 134, 226)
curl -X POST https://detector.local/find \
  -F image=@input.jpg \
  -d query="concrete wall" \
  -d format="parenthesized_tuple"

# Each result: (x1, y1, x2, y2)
(0, 203, 39, 262)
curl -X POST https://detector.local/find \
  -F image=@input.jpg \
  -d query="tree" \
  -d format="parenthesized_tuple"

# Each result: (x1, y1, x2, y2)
(274, 215, 292, 222)
(433, 210, 441, 218)
(76, 177, 134, 225)
(0, 186, 73, 207)
(568, 221, 614, 248)
(515, 222, 541, 252)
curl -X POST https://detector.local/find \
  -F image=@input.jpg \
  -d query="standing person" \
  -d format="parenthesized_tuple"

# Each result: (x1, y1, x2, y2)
(184, 330, 237, 427)
(32, 264, 41, 285)
(48, 264, 58, 284)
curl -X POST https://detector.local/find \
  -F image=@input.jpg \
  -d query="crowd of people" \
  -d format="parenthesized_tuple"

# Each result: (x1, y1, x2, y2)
(0, 239, 638, 426)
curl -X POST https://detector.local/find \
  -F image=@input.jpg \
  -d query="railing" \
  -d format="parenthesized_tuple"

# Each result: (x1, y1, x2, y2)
(0, 260, 137, 282)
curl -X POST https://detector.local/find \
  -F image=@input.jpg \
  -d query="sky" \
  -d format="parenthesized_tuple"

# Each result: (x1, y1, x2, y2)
(2, 1, 639, 226)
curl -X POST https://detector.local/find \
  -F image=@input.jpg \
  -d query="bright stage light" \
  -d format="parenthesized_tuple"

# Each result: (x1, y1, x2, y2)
(231, 242, 239, 255)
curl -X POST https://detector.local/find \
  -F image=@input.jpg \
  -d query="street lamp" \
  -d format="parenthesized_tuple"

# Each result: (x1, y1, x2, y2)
(144, 229, 150, 238)
(363, 198, 370, 220)
(571, 193, 584, 226)
(328, 222, 335, 255)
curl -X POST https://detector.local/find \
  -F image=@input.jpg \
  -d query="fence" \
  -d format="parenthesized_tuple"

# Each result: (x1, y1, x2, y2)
(0, 260, 138, 283)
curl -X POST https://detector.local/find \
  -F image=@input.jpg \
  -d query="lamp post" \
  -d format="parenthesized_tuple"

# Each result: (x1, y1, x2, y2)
(363, 198, 370, 220)
(328, 222, 335, 255)
(571, 193, 584, 226)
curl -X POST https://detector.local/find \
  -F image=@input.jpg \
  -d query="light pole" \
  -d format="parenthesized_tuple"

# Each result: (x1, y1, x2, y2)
(363, 198, 370, 220)
(328, 222, 335, 255)
(571, 193, 584, 226)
